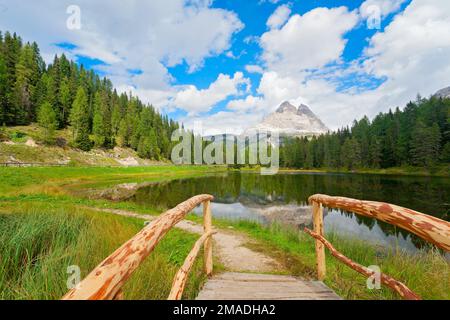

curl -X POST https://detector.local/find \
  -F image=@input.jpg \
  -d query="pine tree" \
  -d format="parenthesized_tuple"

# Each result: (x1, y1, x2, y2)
(369, 137, 382, 168)
(3, 32, 22, 125)
(92, 92, 105, 147)
(0, 52, 7, 125)
(341, 137, 361, 170)
(70, 87, 92, 151)
(410, 122, 441, 168)
(117, 118, 128, 147)
(59, 77, 71, 127)
(37, 101, 57, 143)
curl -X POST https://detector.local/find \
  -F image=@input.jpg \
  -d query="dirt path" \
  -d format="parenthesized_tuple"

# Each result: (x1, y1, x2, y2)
(90, 208, 283, 273)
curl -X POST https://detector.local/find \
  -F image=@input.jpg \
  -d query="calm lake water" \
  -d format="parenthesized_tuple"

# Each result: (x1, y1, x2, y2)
(130, 172, 449, 253)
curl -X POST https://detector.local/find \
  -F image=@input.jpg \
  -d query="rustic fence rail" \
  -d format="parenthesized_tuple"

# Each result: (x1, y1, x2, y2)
(306, 194, 450, 300)
(62, 194, 214, 300)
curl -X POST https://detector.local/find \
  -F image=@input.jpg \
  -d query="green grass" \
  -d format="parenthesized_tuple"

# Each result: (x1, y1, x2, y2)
(0, 202, 206, 300)
(0, 165, 448, 300)
(0, 165, 225, 196)
(212, 219, 449, 300)
(0, 165, 223, 300)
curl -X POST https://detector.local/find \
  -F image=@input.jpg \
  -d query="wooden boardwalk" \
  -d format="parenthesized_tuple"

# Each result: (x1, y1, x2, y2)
(196, 272, 341, 300)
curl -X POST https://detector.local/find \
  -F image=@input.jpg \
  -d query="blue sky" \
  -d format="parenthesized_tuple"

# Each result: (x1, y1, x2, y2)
(1, 0, 449, 134)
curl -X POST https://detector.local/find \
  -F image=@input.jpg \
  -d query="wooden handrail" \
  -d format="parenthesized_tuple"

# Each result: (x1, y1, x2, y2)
(62, 194, 214, 300)
(168, 231, 217, 300)
(309, 194, 450, 251)
(304, 228, 421, 300)
(306, 194, 450, 300)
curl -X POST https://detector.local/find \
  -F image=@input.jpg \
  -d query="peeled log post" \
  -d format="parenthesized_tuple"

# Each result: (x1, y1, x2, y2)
(309, 194, 450, 252)
(304, 228, 421, 300)
(203, 200, 213, 276)
(113, 290, 124, 300)
(168, 231, 216, 300)
(62, 194, 214, 300)
(312, 201, 326, 281)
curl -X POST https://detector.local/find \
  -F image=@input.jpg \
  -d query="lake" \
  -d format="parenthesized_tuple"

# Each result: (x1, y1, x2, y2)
(130, 171, 449, 253)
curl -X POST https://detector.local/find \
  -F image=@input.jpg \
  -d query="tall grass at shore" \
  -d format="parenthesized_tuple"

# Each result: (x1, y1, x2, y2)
(0, 203, 205, 300)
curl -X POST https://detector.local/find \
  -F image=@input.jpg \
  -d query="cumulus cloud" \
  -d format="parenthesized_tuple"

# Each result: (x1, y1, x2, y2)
(245, 64, 264, 74)
(360, 0, 407, 19)
(0, 0, 243, 95)
(266, 4, 291, 29)
(221, 0, 450, 132)
(181, 110, 263, 136)
(2, 0, 449, 136)
(260, 7, 359, 74)
(361, 0, 450, 114)
(171, 72, 251, 115)
(226, 95, 265, 113)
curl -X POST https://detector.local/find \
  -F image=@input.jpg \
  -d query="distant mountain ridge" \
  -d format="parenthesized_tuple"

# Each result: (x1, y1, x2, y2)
(433, 86, 450, 99)
(243, 101, 329, 137)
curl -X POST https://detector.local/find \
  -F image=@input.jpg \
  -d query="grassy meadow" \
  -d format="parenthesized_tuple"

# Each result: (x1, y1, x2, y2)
(0, 165, 448, 300)
(0, 165, 224, 300)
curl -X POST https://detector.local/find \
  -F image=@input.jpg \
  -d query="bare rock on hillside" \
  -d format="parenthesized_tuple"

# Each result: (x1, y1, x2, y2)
(117, 156, 140, 167)
(25, 138, 38, 147)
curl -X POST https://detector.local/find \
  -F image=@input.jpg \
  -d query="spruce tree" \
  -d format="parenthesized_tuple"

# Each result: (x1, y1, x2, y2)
(59, 77, 71, 127)
(3, 32, 21, 125)
(0, 53, 6, 125)
(70, 87, 92, 151)
(14, 44, 37, 124)
(37, 101, 57, 144)
(410, 122, 441, 168)
(117, 118, 128, 147)
(92, 92, 105, 147)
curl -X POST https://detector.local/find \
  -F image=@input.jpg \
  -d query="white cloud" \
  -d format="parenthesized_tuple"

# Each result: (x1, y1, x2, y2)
(360, 0, 406, 19)
(245, 64, 264, 74)
(2, 0, 449, 136)
(360, 0, 450, 114)
(214, 0, 450, 134)
(171, 72, 251, 114)
(182, 111, 263, 136)
(226, 95, 265, 113)
(0, 0, 243, 95)
(260, 7, 359, 74)
(266, 4, 291, 29)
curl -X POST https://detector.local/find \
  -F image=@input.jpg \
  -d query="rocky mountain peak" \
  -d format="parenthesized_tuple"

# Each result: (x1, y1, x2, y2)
(433, 86, 450, 99)
(276, 101, 297, 114)
(297, 104, 315, 117)
(243, 100, 329, 138)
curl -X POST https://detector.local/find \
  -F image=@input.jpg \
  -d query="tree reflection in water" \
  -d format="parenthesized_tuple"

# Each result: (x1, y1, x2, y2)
(131, 172, 449, 252)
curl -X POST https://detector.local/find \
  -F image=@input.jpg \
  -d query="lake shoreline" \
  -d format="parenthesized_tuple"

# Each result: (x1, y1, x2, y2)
(1, 166, 448, 300)
(234, 165, 450, 177)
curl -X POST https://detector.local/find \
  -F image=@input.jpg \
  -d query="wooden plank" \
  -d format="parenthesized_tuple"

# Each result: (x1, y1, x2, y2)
(168, 231, 216, 300)
(309, 194, 450, 251)
(203, 200, 213, 276)
(62, 194, 214, 300)
(196, 272, 341, 300)
(312, 201, 326, 281)
(214, 272, 300, 282)
(304, 228, 421, 300)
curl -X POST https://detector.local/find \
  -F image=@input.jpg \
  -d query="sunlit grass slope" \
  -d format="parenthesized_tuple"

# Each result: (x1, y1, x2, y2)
(0, 202, 205, 300)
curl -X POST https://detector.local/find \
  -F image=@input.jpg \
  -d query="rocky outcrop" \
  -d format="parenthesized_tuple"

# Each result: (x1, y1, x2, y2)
(433, 86, 450, 99)
(243, 101, 329, 138)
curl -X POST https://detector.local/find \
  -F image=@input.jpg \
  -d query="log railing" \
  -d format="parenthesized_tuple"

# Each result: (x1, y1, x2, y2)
(62, 194, 214, 300)
(306, 194, 450, 300)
